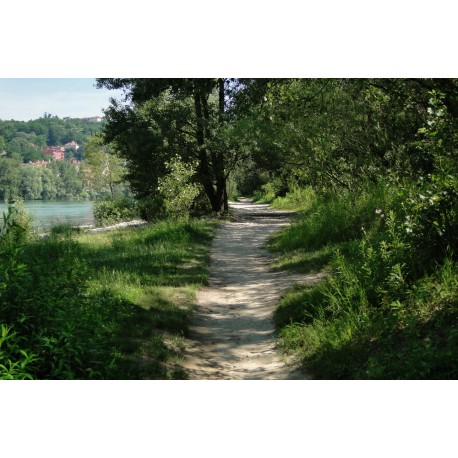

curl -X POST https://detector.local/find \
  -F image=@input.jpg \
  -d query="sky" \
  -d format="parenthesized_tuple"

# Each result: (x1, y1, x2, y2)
(0, 78, 125, 121)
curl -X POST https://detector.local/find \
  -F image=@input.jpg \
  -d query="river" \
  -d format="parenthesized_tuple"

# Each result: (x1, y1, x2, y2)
(0, 200, 95, 230)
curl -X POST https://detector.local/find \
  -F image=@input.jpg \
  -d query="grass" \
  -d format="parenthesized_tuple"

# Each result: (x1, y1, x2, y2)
(276, 260, 458, 379)
(2, 217, 217, 379)
(258, 182, 458, 379)
(270, 186, 317, 212)
(74, 218, 217, 379)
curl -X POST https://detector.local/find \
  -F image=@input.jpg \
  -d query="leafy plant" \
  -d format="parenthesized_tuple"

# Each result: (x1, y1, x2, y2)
(93, 197, 138, 226)
(0, 325, 37, 380)
(158, 156, 202, 218)
(402, 174, 458, 271)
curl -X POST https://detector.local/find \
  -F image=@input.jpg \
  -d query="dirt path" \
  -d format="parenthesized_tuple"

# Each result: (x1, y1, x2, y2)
(182, 198, 323, 380)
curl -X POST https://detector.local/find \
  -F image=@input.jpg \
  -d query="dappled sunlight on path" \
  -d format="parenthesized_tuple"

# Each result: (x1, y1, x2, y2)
(182, 198, 323, 379)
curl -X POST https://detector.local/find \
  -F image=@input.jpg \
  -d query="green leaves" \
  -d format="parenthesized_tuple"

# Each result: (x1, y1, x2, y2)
(84, 133, 127, 198)
(93, 197, 138, 226)
(0, 325, 37, 380)
(158, 157, 202, 218)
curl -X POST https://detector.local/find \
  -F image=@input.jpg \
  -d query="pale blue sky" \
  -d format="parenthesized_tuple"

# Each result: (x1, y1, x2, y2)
(0, 78, 125, 121)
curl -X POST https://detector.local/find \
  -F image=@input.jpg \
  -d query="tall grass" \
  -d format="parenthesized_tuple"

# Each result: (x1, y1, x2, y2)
(266, 180, 458, 379)
(270, 186, 317, 212)
(1, 208, 216, 379)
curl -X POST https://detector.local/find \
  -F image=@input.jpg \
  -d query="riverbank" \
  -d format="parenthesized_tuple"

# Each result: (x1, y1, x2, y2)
(38, 218, 148, 237)
(1, 216, 217, 379)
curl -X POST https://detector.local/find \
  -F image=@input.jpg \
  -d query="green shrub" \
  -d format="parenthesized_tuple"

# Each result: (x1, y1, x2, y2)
(402, 174, 458, 271)
(273, 180, 458, 378)
(138, 194, 165, 221)
(271, 186, 316, 212)
(93, 197, 138, 226)
(158, 157, 202, 218)
(0, 325, 36, 380)
(0, 199, 33, 247)
(138, 158, 203, 221)
(252, 180, 280, 203)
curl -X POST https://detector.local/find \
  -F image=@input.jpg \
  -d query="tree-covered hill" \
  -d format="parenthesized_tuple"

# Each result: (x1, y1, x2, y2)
(0, 114, 104, 163)
(0, 114, 126, 201)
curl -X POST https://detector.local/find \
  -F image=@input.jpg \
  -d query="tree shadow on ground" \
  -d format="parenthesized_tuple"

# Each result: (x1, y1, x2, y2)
(75, 221, 216, 379)
(301, 306, 458, 380)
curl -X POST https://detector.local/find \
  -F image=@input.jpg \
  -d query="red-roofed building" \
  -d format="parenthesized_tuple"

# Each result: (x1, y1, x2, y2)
(42, 146, 65, 160)
(64, 141, 80, 150)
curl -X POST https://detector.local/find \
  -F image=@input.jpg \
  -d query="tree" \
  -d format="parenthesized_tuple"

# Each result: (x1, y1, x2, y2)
(84, 133, 126, 198)
(0, 157, 21, 201)
(97, 78, 236, 213)
(0, 136, 6, 155)
(231, 78, 458, 194)
(6, 132, 46, 163)
(19, 167, 43, 200)
(41, 167, 58, 200)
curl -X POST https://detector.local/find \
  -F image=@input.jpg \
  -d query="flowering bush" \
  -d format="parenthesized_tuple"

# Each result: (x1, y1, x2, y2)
(402, 174, 458, 270)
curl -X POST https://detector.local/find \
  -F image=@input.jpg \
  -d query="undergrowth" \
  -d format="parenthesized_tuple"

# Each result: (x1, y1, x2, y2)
(261, 178, 458, 379)
(1, 204, 216, 380)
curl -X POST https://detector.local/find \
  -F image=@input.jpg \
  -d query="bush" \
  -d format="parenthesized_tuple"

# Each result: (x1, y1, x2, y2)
(273, 180, 458, 378)
(138, 157, 203, 221)
(0, 325, 36, 380)
(93, 197, 138, 226)
(402, 174, 458, 271)
(138, 194, 165, 221)
(271, 186, 317, 212)
(252, 180, 282, 203)
(0, 199, 34, 246)
(158, 157, 202, 218)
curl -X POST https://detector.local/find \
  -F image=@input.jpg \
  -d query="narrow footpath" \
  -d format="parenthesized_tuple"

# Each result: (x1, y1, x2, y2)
(182, 198, 323, 380)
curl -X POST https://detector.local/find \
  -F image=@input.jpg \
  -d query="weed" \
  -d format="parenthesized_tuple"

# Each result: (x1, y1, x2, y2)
(271, 181, 458, 379)
(1, 210, 216, 379)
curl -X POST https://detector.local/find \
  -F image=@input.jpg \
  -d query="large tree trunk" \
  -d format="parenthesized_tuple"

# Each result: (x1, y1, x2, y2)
(218, 78, 228, 212)
(193, 87, 220, 212)
(193, 80, 228, 213)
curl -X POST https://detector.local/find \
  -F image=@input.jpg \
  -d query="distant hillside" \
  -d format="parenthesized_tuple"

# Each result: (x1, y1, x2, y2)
(0, 114, 104, 163)
(0, 115, 110, 201)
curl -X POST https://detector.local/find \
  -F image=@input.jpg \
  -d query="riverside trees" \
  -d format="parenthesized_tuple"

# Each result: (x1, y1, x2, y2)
(231, 78, 458, 192)
(98, 78, 458, 217)
(97, 78, 242, 214)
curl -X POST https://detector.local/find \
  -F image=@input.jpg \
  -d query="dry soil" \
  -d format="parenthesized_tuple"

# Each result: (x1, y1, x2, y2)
(182, 198, 323, 380)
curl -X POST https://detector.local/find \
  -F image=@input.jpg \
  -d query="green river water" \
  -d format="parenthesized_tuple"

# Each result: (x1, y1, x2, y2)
(0, 200, 94, 230)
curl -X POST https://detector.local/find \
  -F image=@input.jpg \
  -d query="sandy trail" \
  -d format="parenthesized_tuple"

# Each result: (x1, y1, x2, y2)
(182, 198, 323, 380)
